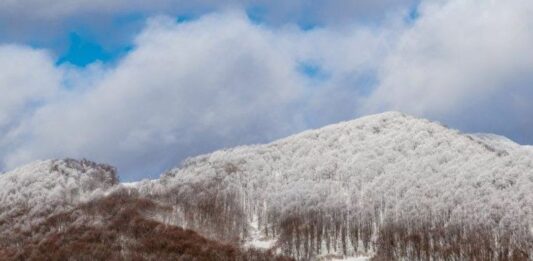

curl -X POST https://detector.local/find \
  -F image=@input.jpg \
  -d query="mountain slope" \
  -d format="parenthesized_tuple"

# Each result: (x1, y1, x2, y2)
(144, 112, 533, 260)
(0, 160, 291, 261)
(1, 112, 532, 260)
(0, 159, 118, 245)
(1, 189, 292, 261)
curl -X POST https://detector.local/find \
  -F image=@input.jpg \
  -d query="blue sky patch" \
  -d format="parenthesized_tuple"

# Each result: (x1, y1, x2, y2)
(298, 62, 330, 82)
(246, 6, 267, 25)
(56, 33, 110, 66)
(56, 32, 132, 67)
(297, 20, 319, 31)
(176, 14, 198, 23)
(405, 2, 421, 24)
(354, 70, 378, 96)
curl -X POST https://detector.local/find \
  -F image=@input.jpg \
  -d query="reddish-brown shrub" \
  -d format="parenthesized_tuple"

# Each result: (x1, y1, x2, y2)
(0, 190, 293, 261)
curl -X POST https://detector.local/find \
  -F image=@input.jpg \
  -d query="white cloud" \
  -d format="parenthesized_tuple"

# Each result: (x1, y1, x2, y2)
(1, 11, 388, 180)
(0, 12, 380, 179)
(365, 0, 533, 116)
(0, 45, 60, 129)
(3, 1, 533, 180)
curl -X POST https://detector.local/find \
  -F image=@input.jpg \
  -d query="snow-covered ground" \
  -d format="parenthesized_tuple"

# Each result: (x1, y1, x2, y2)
(245, 215, 373, 260)
(245, 215, 277, 250)
(327, 257, 370, 261)
(313, 253, 371, 261)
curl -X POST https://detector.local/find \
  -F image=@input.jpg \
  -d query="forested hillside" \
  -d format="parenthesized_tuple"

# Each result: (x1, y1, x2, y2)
(0, 160, 290, 261)
(1, 112, 532, 260)
(143, 112, 533, 260)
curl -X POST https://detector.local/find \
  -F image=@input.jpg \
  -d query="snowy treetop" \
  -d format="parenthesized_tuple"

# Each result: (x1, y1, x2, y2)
(1, 112, 532, 259)
(0, 159, 117, 236)
(157, 111, 533, 252)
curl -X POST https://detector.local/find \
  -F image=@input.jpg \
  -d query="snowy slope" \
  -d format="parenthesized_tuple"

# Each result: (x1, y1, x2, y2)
(147, 112, 533, 260)
(468, 133, 532, 153)
(0, 159, 117, 238)
(0, 160, 292, 261)
(1, 112, 532, 260)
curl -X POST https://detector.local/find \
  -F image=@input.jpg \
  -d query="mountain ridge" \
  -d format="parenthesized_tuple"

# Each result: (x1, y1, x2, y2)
(1, 112, 532, 260)
(145, 111, 533, 259)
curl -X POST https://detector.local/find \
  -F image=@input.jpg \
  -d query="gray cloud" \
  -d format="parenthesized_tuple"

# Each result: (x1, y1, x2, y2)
(2, 0, 533, 180)
(0, 0, 415, 22)
(0, 0, 415, 52)
(364, 0, 533, 142)
(0, 11, 387, 180)
(0, 45, 60, 130)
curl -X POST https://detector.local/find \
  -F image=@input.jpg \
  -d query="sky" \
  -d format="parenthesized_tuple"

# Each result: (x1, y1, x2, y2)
(1, 0, 533, 181)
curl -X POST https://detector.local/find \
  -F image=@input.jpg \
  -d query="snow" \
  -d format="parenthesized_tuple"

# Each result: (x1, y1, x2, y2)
(245, 215, 277, 249)
(247, 236, 277, 250)
(0, 159, 117, 236)
(315, 253, 371, 260)
(155, 111, 533, 258)
(121, 181, 139, 187)
(470, 133, 533, 156)
(328, 257, 370, 261)
(121, 178, 158, 189)
(469, 133, 520, 151)
(1, 112, 532, 260)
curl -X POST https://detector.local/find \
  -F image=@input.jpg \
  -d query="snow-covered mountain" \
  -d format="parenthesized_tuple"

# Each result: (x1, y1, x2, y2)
(468, 133, 531, 153)
(144, 112, 533, 260)
(1, 112, 532, 261)
(0, 159, 117, 235)
(0, 159, 288, 261)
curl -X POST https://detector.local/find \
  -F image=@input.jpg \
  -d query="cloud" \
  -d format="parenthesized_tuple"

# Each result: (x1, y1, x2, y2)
(2, 1, 533, 180)
(0, 11, 389, 180)
(0, 45, 60, 129)
(0, 0, 414, 22)
(0, 46, 62, 175)
(364, 0, 533, 142)
(0, 0, 416, 54)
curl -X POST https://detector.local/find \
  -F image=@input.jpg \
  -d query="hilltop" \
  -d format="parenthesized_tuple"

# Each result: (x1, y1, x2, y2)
(1, 112, 532, 260)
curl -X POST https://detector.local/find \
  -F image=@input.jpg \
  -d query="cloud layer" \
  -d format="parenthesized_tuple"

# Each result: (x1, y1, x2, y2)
(0, 0, 414, 22)
(364, 0, 533, 142)
(1, 12, 388, 179)
(1, 0, 533, 180)
(0, 0, 415, 53)
(0, 46, 60, 129)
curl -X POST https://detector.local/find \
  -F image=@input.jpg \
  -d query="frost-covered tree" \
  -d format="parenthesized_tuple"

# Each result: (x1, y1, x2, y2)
(147, 112, 533, 260)
(0, 159, 117, 247)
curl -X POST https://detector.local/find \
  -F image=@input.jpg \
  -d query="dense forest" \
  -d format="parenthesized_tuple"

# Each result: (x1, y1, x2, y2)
(143, 112, 532, 260)
(1, 112, 532, 260)
(1, 188, 292, 260)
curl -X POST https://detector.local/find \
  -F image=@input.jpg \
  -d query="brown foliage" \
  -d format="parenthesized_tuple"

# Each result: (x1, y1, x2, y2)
(0, 189, 293, 261)
(372, 222, 531, 261)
